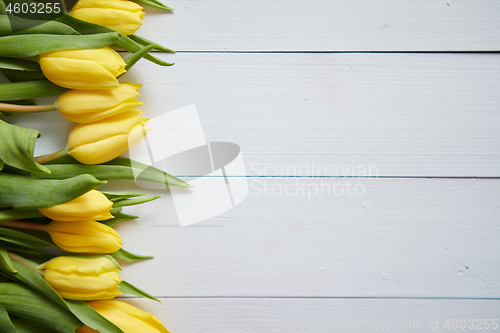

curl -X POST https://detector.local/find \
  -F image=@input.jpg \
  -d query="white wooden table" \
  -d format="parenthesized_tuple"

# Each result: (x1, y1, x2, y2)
(16, 0, 500, 331)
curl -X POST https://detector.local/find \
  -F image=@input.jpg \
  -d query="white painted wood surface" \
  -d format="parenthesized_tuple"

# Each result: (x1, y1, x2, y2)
(6, 0, 500, 331)
(118, 298, 500, 333)
(113, 178, 500, 298)
(123, 52, 500, 177)
(27, 53, 500, 177)
(139, 0, 500, 51)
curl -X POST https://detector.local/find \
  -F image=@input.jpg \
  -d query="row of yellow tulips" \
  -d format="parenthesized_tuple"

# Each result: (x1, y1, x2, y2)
(44, 1, 169, 331)
(1, 0, 174, 331)
(37, 47, 150, 165)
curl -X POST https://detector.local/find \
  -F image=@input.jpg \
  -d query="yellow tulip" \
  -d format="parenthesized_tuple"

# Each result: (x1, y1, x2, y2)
(41, 257, 122, 300)
(39, 190, 113, 221)
(76, 300, 171, 333)
(56, 82, 143, 123)
(39, 47, 126, 90)
(47, 220, 123, 253)
(71, 0, 145, 35)
(67, 110, 150, 165)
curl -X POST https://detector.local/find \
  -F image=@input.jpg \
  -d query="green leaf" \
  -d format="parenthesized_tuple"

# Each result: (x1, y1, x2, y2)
(119, 280, 160, 302)
(2, 261, 66, 309)
(0, 242, 16, 273)
(0, 15, 13, 36)
(0, 305, 17, 333)
(0, 282, 82, 333)
(14, 19, 80, 35)
(0, 80, 68, 101)
(0, 209, 44, 223)
(0, 227, 52, 248)
(111, 248, 153, 262)
(65, 300, 124, 333)
(123, 44, 170, 72)
(101, 191, 146, 201)
(4, 244, 53, 263)
(1, 261, 123, 333)
(10, 315, 56, 333)
(113, 195, 162, 208)
(0, 16, 13, 37)
(0, 0, 7, 14)
(0, 58, 41, 71)
(0, 32, 121, 58)
(101, 211, 138, 227)
(129, 34, 175, 52)
(32, 159, 192, 188)
(131, 0, 173, 10)
(107, 157, 193, 188)
(0, 69, 46, 82)
(0, 99, 35, 106)
(0, 119, 50, 174)
(10, 229, 55, 246)
(0, 173, 105, 210)
(55, 14, 174, 67)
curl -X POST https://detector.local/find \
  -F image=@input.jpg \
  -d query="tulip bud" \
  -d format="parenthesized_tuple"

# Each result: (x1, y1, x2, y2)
(55, 82, 143, 123)
(67, 110, 150, 165)
(47, 220, 123, 253)
(71, 0, 145, 36)
(39, 190, 114, 221)
(39, 47, 126, 90)
(41, 256, 122, 300)
(76, 300, 171, 333)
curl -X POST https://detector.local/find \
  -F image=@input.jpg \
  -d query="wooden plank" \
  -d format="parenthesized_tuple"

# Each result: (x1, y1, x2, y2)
(120, 298, 500, 333)
(112, 178, 500, 298)
(22, 52, 500, 177)
(139, 0, 500, 51)
(14, 52, 500, 177)
(119, 52, 500, 177)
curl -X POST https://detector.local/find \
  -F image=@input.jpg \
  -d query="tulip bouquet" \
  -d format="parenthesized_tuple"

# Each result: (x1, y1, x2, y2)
(0, 0, 183, 332)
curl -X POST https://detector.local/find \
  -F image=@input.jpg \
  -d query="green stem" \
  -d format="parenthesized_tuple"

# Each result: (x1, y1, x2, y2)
(0, 102, 56, 113)
(123, 44, 169, 73)
(34, 148, 69, 164)
(0, 220, 48, 231)
(8, 252, 45, 276)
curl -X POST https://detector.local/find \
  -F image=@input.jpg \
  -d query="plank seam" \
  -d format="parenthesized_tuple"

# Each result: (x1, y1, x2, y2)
(136, 50, 500, 54)
(168, 176, 500, 179)
(118, 296, 500, 300)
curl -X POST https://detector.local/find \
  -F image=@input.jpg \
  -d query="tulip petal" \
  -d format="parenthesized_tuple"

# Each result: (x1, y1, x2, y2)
(124, 82, 142, 91)
(48, 220, 123, 253)
(40, 47, 126, 77)
(43, 257, 122, 300)
(39, 190, 114, 221)
(40, 57, 120, 90)
(68, 110, 145, 149)
(72, 8, 143, 36)
(63, 102, 144, 123)
(72, 0, 144, 13)
(87, 301, 171, 333)
(71, 0, 145, 35)
(56, 83, 141, 114)
(69, 125, 149, 165)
